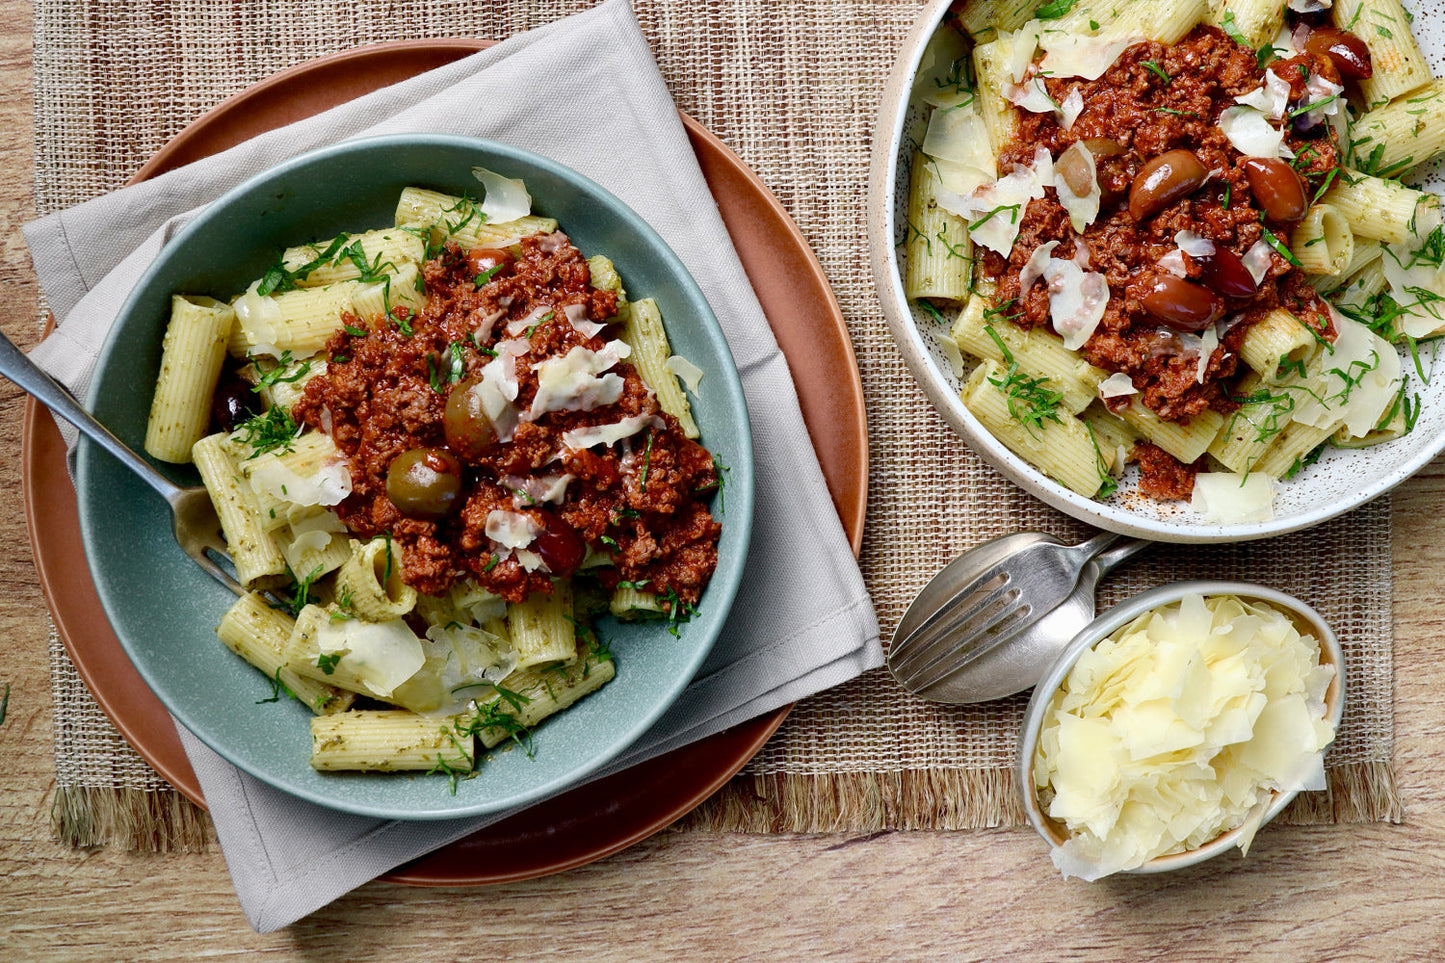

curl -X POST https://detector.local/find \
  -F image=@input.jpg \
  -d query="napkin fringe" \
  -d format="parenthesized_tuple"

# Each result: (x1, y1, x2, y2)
(51, 786, 210, 853)
(682, 760, 1403, 833)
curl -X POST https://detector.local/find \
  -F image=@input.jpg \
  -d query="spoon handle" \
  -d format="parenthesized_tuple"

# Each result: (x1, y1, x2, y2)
(1092, 537, 1153, 577)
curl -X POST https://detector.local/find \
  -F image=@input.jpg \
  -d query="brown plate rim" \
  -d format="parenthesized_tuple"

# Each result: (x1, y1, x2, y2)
(23, 37, 866, 886)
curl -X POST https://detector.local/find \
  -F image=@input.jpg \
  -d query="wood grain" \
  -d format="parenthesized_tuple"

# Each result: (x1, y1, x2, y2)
(4, 5, 1445, 960)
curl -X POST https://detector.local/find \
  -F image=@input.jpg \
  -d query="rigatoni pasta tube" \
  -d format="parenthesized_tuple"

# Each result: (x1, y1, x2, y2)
(1056, 0, 1208, 43)
(611, 582, 666, 619)
(227, 281, 362, 357)
(962, 361, 1107, 498)
(620, 298, 699, 438)
(281, 228, 426, 287)
(191, 432, 288, 588)
(1205, 0, 1283, 48)
(507, 581, 577, 669)
(904, 151, 974, 303)
(951, 294, 1106, 414)
(1333, 0, 1433, 108)
(954, 0, 1037, 39)
(217, 593, 353, 715)
(1290, 204, 1353, 277)
(145, 296, 234, 463)
(348, 262, 427, 330)
(1238, 309, 1318, 376)
(1347, 80, 1445, 178)
(1115, 399, 1225, 465)
(310, 710, 474, 772)
(972, 36, 1021, 156)
(393, 187, 558, 248)
(334, 536, 418, 621)
(464, 642, 615, 749)
(1322, 168, 1441, 244)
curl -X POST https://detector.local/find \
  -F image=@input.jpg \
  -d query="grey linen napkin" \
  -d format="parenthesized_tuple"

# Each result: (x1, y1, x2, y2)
(23, 0, 882, 932)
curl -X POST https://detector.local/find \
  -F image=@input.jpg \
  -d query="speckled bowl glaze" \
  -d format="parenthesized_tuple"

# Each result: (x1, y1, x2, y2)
(76, 134, 754, 820)
(1016, 581, 1345, 875)
(867, 0, 1445, 542)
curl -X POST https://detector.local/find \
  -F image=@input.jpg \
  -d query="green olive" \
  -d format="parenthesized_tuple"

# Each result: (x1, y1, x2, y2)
(386, 447, 463, 520)
(444, 375, 500, 461)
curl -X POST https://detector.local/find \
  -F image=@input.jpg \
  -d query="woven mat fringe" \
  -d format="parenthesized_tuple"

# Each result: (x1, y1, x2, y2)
(51, 786, 210, 853)
(681, 760, 1403, 834)
(49, 760, 1400, 852)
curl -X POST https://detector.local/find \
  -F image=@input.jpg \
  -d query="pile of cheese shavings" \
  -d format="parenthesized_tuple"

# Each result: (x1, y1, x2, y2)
(1033, 593, 1336, 880)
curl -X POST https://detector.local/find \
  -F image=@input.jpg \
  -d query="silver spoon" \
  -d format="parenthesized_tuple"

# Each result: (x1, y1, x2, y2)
(889, 532, 1152, 704)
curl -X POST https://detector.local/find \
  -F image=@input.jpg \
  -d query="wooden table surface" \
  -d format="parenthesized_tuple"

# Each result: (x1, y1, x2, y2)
(4, 5, 1445, 960)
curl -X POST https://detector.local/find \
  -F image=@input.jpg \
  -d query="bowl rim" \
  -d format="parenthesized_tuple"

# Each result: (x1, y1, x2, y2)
(864, 1, 1445, 544)
(75, 132, 756, 820)
(1015, 580, 1346, 875)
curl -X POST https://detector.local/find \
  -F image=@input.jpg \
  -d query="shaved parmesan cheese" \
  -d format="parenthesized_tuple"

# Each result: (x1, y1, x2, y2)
(473, 339, 528, 442)
(1174, 231, 1215, 259)
(665, 355, 705, 393)
(921, 101, 997, 175)
(1019, 240, 1060, 294)
(503, 473, 574, 508)
(515, 549, 548, 572)
(1290, 314, 1400, 435)
(1192, 471, 1276, 523)
(526, 342, 629, 420)
(1045, 259, 1110, 350)
(1038, 34, 1130, 81)
(1382, 239, 1445, 338)
(562, 303, 606, 339)
(1196, 324, 1219, 383)
(1218, 106, 1287, 159)
(484, 509, 540, 550)
(248, 456, 351, 508)
(1007, 20, 1043, 82)
(412, 622, 519, 716)
(471, 167, 532, 223)
(561, 413, 662, 451)
(1055, 142, 1101, 233)
(1243, 239, 1276, 284)
(315, 617, 426, 699)
(1234, 70, 1291, 121)
(1035, 593, 1335, 879)
(938, 333, 966, 379)
(507, 305, 555, 337)
(1061, 87, 1085, 131)
(1098, 372, 1137, 398)
(948, 147, 1053, 255)
(1157, 249, 1188, 277)
(233, 281, 287, 355)
(1007, 76, 1058, 115)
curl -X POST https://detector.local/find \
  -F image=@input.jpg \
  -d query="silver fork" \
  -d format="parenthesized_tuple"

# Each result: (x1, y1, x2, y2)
(888, 531, 1151, 699)
(0, 330, 244, 597)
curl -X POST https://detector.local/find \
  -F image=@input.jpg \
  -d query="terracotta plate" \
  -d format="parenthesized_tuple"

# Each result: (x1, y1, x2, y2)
(23, 39, 867, 884)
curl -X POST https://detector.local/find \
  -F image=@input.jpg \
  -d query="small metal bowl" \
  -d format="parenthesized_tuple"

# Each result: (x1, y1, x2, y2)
(1016, 580, 1346, 876)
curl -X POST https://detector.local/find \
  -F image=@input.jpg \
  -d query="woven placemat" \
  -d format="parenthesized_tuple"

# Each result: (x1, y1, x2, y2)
(34, 0, 1400, 850)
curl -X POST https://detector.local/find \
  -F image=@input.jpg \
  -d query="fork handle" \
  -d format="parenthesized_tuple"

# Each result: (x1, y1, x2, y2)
(0, 329, 180, 501)
(1092, 536, 1153, 577)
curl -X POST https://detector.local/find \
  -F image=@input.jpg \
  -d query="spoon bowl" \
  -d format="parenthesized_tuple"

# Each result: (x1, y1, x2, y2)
(890, 532, 1151, 703)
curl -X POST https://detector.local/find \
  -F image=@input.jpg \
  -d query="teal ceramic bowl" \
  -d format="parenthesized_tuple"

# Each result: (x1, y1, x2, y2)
(76, 134, 754, 820)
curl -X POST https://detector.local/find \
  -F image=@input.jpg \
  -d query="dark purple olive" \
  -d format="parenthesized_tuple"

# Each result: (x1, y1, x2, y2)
(1304, 26, 1373, 80)
(1291, 104, 1329, 139)
(530, 511, 585, 577)
(1140, 275, 1221, 332)
(213, 378, 261, 433)
(1129, 149, 1208, 223)
(387, 447, 463, 521)
(1241, 158, 1310, 223)
(1198, 247, 1258, 300)
(443, 375, 500, 461)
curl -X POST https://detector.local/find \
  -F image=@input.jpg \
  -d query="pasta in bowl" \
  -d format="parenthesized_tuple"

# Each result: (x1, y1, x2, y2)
(871, 0, 1445, 540)
(76, 135, 754, 819)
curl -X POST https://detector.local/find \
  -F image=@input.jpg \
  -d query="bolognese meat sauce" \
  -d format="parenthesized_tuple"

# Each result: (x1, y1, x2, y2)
(983, 23, 1366, 495)
(293, 232, 721, 606)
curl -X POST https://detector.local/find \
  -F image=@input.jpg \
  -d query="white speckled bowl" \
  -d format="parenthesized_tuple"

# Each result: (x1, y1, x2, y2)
(1016, 581, 1345, 876)
(867, 0, 1445, 543)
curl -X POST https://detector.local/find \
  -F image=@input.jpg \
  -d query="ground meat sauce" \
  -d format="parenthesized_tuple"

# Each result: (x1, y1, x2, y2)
(1133, 441, 1202, 501)
(293, 232, 721, 606)
(983, 25, 1347, 497)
